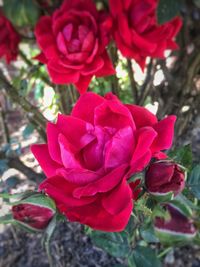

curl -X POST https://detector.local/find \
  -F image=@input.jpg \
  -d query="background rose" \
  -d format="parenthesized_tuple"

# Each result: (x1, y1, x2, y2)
(0, 13, 21, 64)
(109, 0, 182, 69)
(145, 161, 185, 199)
(32, 92, 176, 231)
(35, 0, 115, 93)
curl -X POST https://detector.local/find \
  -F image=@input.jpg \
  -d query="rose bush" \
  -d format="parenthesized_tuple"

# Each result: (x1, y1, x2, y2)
(145, 161, 185, 200)
(109, 0, 182, 69)
(32, 92, 176, 231)
(35, 0, 115, 93)
(0, 13, 21, 64)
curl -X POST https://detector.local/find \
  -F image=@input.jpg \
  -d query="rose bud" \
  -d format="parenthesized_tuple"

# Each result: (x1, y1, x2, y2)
(154, 204, 197, 244)
(145, 161, 185, 201)
(11, 194, 56, 231)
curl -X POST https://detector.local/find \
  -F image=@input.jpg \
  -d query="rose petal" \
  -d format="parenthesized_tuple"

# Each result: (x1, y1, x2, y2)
(31, 144, 61, 177)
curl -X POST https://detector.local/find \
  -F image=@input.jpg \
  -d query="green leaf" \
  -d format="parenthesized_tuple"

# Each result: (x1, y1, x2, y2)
(90, 231, 130, 258)
(140, 225, 159, 243)
(129, 246, 161, 267)
(0, 214, 14, 224)
(23, 124, 35, 139)
(188, 165, 200, 199)
(3, 0, 40, 27)
(42, 214, 59, 267)
(18, 193, 57, 211)
(168, 199, 193, 217)
(175, 194, 200, 211)
(0, 191, 37, 200)
(157, 0, 184, 24)
(168, 145, 193, 171)
(19, 79, 29, 97)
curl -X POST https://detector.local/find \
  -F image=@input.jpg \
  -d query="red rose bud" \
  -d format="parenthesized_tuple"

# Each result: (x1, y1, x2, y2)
(145, 162, 185, 201)
(154, 205, 197, 244)
(11, 194, 56, 231)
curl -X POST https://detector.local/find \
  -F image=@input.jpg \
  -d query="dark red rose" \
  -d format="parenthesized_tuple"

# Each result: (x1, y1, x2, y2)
(35, 0, 115, 93)
(154, 205, 197, 244)
(32, 92, 176, 232)
(12, 203, 54, 230)
(0, 14, 21, 64)
(145, 161, 185, 200)
(109, 0, 182, 69)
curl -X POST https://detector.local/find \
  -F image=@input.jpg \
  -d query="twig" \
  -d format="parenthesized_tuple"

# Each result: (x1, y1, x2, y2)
(109, 45, 120, 96)
(138, 59, 155, 106)
(0, 108, 10, 143)
(127, 59, 138, 104)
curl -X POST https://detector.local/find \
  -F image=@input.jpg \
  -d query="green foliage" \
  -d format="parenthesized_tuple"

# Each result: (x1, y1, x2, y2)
(90, 231, 130, 258)
(157, 0, 184, 24)
(3, 0, 40, 27)
(188, 165, 200, 199)
(128, 246, 161, 267)
(23, 123, 35, 139)
(140, 224, 159, 243)
(168, 144, 193, 170)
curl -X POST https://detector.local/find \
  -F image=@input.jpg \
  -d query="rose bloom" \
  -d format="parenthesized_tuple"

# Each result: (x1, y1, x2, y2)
(145, 161, 185, 198)
(0, 14, 21, 64)
(12, 203, 54, 230)
(109, 0, 182, 69)
(35, 0, 115, 93)
(32, 92, 176, 231)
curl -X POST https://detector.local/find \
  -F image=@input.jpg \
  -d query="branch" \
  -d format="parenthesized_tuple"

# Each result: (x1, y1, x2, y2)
(0, 69, 47, 140)
(0, 150, 45, 184)
(127, 59, 138, 104)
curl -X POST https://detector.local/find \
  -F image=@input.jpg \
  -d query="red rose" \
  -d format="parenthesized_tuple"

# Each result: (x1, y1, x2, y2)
(35, 0, 115, 93)
(12, 203, 54, 230)
(32, 92, 176, 231)
(145, 161, 185, 200)
(0, 14, 21, 64)
(109, 0, 182, 69)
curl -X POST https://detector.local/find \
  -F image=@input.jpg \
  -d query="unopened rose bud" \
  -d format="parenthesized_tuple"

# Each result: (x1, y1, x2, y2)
(11, 194, 56, 231)
(145, 161, 185, 201)
(154, 205, 197, 244)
